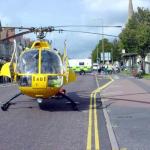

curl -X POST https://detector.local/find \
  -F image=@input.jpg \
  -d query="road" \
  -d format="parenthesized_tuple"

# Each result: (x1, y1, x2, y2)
(0, 74, 111, 150)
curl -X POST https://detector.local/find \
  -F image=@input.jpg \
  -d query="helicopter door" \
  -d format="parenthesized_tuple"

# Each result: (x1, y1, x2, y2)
(17, 50, 39, 74)
(41, 50, 63, 88)
(41, 50, 63, 74)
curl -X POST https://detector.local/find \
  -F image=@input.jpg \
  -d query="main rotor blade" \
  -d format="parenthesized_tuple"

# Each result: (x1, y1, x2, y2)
(54, 25, 122, 28)
(0, 26, 33, 30)
(55, 29, 118, 37)
(0, 30, 33, 42)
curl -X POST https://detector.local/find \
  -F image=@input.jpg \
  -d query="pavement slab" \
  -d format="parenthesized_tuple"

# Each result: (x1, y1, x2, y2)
(102, 75, 150, 150)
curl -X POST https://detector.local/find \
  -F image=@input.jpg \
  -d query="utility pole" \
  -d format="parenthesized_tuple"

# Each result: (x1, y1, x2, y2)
(94, 18, 121, 65)
(102, 20, 104, 65)
(96, 44, 99, 72)
(111, 48, 113, 64)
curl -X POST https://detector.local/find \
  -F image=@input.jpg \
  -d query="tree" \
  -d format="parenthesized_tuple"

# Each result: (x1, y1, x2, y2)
(119, 7, 150, 72)
(119, 15, 139, 53)
(112, 39, 121, 62)
(92, 38, 121, 63)
(119, 7, 150, 57)
(92, 38, 111, 62)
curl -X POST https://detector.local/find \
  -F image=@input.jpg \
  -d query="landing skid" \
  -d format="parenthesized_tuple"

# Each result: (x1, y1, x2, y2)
(38, 89, 78, 111)
(1, 93, 22, 111)
(1, 90, 78, 111)
(57, 92, 78, 111)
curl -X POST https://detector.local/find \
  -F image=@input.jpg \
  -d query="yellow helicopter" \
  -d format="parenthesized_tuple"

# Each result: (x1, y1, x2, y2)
(0, 26, 78, 111)
(0, 25, 119, 111)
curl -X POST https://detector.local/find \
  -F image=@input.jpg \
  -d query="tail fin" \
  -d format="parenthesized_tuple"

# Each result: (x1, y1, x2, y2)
(62, 40, 69, 71)
(0, 39, 17, 81)
(63, 68, 76, 84)
(62, 40, 76, 84)
(0, 62, 16, 79)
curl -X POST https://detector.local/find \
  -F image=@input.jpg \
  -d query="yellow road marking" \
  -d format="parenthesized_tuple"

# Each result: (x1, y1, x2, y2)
(94, 92, 100, 150)
(86, 75, 114, 150)
(120, 148, 128, 150)
(94, 77, 114, 94)
(86, 93, 94, 150)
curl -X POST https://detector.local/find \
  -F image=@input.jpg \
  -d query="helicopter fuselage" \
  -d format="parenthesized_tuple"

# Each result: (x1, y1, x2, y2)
(16, 41, 64, 98)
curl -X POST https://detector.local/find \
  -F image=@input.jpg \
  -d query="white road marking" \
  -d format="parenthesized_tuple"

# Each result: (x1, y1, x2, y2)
(103, 108, 119, 150)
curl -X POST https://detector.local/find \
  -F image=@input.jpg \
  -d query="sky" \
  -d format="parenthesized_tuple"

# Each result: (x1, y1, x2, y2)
(0, 0, 150, 58)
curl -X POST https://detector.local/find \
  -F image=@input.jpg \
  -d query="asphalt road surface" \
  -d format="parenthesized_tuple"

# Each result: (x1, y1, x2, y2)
(0, 74, 111, 150)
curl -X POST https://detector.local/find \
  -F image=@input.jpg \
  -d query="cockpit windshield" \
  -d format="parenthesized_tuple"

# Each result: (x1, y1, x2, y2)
(17, 49, 62, 74)
(17, 50, 39, 74)
(41, 50, 62, 74)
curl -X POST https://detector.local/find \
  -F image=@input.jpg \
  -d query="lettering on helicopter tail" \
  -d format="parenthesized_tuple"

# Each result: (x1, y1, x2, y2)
(32, 75, 47, 89)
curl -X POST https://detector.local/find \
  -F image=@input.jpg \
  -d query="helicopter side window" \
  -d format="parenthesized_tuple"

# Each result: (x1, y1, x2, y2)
(17, 50, 39, 73)
(41, 50, 62, 74)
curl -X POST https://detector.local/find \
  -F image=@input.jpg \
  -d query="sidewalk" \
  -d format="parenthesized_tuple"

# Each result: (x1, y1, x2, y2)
(139, 78, 150, 87)
(101, 75, 150, 150)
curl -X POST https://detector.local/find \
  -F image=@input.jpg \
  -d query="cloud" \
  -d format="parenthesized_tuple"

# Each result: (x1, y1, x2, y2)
(82, 0, 126, 12)
(81, 0, 150, 23)
(82, 0, 149, 12)
(134, 0, 150, 9)
(0, 0, 149, 59)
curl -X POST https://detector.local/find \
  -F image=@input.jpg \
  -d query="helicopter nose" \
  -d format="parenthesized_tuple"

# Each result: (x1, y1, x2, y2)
(32, 75, 47, 89)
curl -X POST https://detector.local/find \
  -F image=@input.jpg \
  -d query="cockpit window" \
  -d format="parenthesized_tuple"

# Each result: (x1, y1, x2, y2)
(41, 50, 62, 74)
(17, 50, 39, 73)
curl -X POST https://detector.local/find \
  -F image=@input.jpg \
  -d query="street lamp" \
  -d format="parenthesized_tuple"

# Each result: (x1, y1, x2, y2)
(96, 44, 98, 71)
(94, 18, 104, 70)
(93, 18, 122, 66)
(95, 18, 104, 65)
(101, 24, 122, 64)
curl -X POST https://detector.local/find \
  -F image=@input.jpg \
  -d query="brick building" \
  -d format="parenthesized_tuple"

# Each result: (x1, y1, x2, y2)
(0, 26, 16, 60)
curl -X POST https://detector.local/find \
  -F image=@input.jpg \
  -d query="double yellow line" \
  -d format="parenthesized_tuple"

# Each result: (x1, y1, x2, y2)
(86, 76, 114, 150)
